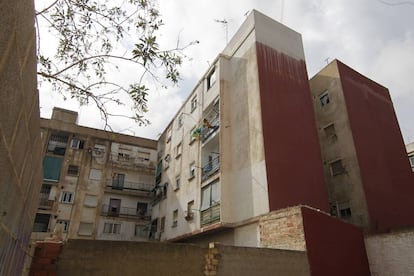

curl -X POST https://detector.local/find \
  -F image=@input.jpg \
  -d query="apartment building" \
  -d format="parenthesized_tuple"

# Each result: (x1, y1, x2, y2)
(310, 60, 414, 232)
(149, 10, 329, 246)
(407, 142, 414, 171)
(31, 108, 157, 242)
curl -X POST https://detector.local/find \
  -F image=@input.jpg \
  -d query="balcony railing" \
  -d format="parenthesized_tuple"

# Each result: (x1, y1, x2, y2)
(201, 156, 220, 182)
(202, 117, 219, 142)
(101, 204, 151, 220)
(200, 204, 220, 226)
(105, 179, 153, 192)
(38, 193, 54, 209)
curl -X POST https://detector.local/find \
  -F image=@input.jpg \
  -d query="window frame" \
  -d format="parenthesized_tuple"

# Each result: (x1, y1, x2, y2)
(60, 191, 74, 204)
(103, 222, 121, 234)
(191, 96, 197, 112)
(319, 90, 330, 107)
(67, 165, 79, 176)
(172, 209, 178, 227)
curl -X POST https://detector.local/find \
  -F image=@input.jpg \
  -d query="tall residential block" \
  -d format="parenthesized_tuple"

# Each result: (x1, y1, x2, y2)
(0, 0, 43, 275)
(31, 108, 157, 242)
(149, 10, 329, 245)
(310, 60, 414, 232)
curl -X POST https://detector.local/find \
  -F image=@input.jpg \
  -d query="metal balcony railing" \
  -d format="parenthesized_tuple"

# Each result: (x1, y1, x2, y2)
(202, 117, 220, 142)
(201, 156, 220, 182)
(38, 194, 54, 209)
(105, 179, 153, 192)
(200, 204, 220, 226)
(101, 204, 151, 220)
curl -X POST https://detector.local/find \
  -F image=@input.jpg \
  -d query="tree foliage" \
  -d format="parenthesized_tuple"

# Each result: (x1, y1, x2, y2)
(36, 0, 196, 127)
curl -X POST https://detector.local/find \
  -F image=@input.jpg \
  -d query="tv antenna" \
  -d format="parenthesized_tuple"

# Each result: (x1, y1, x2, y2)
(214, 19, 228, 43)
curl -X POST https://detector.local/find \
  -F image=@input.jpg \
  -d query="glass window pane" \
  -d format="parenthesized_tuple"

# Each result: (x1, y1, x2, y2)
(201, 185, 211, 211)
(211, 182, 220, 205)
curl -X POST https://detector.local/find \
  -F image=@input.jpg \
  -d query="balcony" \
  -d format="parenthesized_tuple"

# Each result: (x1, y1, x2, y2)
(105, 179, 153, 193)
(38, 198, 54, 210)
(101, 204, 151, 220)
(202, 156, 220, 182)
(109, 153, 155, 171)
(202, 117, 219, 143)
(200, 204, 220, 226)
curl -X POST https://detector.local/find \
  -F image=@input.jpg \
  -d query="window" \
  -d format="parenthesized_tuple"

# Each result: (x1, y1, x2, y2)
(323, 123, 336, 138)
(189, 161, 196, 180)
(89, 169, 102, 180)
(340, 208, 352, 219)
(207, 68, 216, 90)
(70, 138, 84, 149)
(33, 213, 50, 232)
(201, 181, 220, 211)
(164, 154, 171, 169)
(160, 217, 165, 232)
(43, 156, 63, 182)
(409, 155, 414, 171)
(67, 165, 79, 176)
(137, 151, 150, 162)
(191, 96, 197, 112)
(56, 220, 70, 233)
(330, 159, 345, 176)
(166, 128, 172, 143)
(319, 90, 330, 107)
(103, 223, 121, 234)
(47, 134, 68, 155)
(176, 142, 182, 158)
(84, 194, 98, 207)
(78, 222, 94, 236)
(190, 126, 198, 144)
(338, 201, 352, 219)
(137, 202, 148, 216)
(185, 200, 194, 220)
(108, 198, 121, 216)
(178, 113, 184, 128)
(112, 173, 125, 189)
(174, 175, 180, 191)
(60, 191, 74, 204)
(135, 224, 147, 237)
(118, 152, 130, 161)
(172, 209, 178, 227)
(93, 144, 105, 157)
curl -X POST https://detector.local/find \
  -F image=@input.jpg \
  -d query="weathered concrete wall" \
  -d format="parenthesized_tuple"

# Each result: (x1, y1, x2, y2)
(215, 243, 309, 276)
(365, 230, 414, 276)
(0, 0, 42, 275)
(56, 239, 309, 276)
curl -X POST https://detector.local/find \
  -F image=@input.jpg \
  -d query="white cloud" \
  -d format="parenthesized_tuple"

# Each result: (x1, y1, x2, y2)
(38, 0, 414, 144)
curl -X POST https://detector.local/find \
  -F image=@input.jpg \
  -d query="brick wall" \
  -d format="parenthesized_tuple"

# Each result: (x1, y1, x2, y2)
(29, 242, 62, 276)
(0, 0, 42, 275)
(365, 230, 414, 275)
(259, 206, 306, 250)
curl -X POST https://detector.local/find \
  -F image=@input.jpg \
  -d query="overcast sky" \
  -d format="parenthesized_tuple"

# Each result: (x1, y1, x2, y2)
(39, 0, 414, 144)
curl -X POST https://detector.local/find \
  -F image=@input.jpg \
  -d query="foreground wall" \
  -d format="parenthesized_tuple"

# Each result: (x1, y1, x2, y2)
(56, 239, 309, 276)
(365, 230, 414, 276)
(0, 0, 42, 275)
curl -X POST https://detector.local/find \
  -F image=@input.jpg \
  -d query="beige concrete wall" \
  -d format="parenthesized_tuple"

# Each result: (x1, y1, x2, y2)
(57, 239, 310, 276)
(309, 60, 370, 228)
(0, 0, 42, 275)
(365, 230, 414, 276)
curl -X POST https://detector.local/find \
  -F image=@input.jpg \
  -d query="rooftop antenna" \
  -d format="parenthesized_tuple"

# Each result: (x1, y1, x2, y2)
(214, 19, 228, 44)
(325, 57, 330, 65)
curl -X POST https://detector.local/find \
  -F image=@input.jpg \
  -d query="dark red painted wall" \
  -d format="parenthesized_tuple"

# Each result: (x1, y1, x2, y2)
(337, 61, 414, 232)
(302, 207, 371, 276)
(256, 42, 329, 212)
